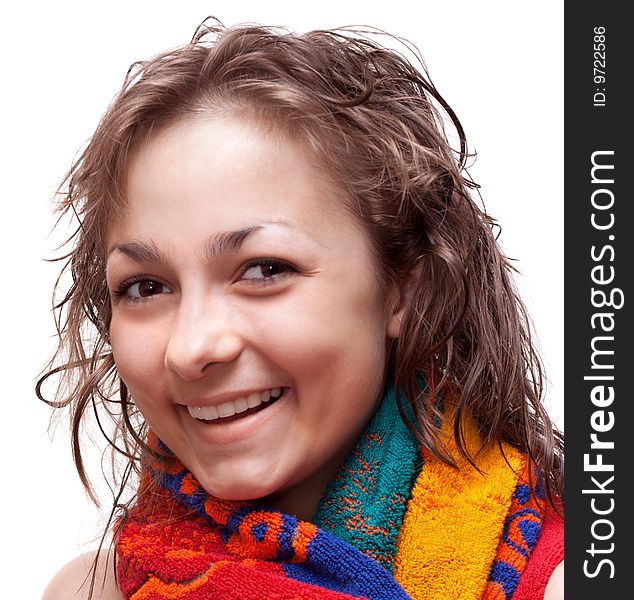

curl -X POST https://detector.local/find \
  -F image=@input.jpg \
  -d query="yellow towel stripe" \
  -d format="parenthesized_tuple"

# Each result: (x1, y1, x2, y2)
(394, 413, 524, 600)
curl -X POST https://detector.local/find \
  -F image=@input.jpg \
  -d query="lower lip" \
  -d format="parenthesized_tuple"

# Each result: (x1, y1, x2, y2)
(180, 388, 291, 444)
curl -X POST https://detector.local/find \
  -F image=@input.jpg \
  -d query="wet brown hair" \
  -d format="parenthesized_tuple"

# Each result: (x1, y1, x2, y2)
(38, 19, 563, 518)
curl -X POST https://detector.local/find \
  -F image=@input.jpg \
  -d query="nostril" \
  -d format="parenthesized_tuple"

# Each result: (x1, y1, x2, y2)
(164, 329, 244, 381)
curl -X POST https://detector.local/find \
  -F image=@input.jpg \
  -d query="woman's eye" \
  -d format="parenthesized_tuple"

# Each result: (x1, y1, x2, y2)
(114, 279, 172, 301)
(130, 280, 167, 297)
(241, 260, 295, 282)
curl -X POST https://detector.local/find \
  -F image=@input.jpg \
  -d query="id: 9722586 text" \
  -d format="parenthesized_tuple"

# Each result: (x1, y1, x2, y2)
(593, 26, 606, 107)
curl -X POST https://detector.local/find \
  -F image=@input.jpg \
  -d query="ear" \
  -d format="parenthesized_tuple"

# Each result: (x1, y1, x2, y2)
(387, 267, 421, 339)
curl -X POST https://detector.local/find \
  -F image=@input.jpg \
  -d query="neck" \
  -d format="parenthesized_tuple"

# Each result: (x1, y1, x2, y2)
(261, 448, 352, 520)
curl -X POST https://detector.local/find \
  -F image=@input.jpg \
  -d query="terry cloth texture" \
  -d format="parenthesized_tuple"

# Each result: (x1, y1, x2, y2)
(512, 507, 564, 600)
(394, 406, 548, 600)
(116, 385, 559, 599)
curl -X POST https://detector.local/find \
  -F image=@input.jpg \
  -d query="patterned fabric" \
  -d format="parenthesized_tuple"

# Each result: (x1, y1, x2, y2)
(116, 386, 555, 599)
(512, 508, 564, 600)
(313, 385, 422, 571)
(394, 407, 546, 600)
(483, 474, 546, 599)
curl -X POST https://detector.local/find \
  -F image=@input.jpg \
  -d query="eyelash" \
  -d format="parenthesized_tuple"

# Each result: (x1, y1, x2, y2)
(110, 274, 169, 303)
(238, 259, 298, 285)
(110, 259, 298, 302)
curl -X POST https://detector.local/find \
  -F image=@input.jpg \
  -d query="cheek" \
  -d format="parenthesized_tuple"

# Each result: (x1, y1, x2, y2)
(109, 315, 167, 395)
(255, 282, 389, 384)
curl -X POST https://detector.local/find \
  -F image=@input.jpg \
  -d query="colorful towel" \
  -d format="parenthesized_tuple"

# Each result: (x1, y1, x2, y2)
(116, 386, 549, 599)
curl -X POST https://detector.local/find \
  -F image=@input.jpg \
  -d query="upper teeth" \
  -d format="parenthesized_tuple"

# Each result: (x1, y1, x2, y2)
(187, 388, 283, 421)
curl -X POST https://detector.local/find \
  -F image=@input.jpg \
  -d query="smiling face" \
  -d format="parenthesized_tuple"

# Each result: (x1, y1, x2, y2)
(106, 115, 403, 519)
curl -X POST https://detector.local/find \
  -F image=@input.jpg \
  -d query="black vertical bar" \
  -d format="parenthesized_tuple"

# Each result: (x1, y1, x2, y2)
(565, 2, 630, 597)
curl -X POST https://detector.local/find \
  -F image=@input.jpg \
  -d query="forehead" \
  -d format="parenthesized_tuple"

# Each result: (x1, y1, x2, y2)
(109, 115, 369, 250)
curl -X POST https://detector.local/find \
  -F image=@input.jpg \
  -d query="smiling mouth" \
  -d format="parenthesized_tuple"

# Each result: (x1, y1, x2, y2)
(186, 388, 286, 423)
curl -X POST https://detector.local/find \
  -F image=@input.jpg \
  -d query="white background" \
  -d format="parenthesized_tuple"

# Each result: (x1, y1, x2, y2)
(0, 1, 563, 597)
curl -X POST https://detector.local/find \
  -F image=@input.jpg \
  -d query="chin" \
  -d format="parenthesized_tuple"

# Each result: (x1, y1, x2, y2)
(209, 482, 280, 504)
(194, 465, 287, 504)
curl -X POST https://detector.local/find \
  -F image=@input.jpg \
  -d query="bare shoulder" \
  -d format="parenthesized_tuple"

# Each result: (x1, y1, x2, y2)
(543, 560, 564, 600)
(41, 549, 123, 600)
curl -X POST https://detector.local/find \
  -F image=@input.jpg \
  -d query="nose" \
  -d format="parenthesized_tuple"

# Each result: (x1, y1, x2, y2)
(164, 296, 244, 381)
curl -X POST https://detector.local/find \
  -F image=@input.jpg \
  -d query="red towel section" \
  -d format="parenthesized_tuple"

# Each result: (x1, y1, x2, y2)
(513, 507, 564, 600)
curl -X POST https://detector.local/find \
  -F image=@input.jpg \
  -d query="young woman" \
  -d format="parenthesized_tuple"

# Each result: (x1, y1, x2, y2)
(40, 20, 564, 600)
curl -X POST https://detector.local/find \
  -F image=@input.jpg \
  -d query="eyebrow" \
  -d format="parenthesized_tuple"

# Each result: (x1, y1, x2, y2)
(107, 223, 284, 263)
(206, 225, 264, 259)
(108, 239, 166, 263)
